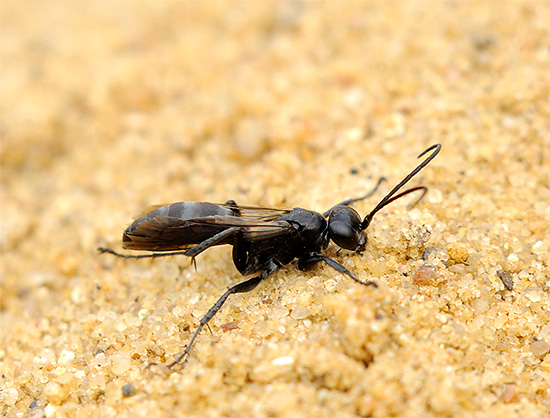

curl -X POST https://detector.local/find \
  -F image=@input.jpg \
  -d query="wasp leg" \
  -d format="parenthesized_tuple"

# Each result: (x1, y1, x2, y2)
(97, 247, 190, 259)
(224, 200, 241, 216)
(168, 260, 280, 368)
(297, 253, 377, 287)
(98, 227, 240, 261)
(183, 227, 240, 258)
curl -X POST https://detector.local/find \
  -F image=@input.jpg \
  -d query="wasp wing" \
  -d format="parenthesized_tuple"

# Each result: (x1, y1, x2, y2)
(122, 210, 294, 251)
(219, 203, 291, 222)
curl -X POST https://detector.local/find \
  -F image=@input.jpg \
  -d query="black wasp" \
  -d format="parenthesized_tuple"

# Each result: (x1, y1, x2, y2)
(99, 144, 441, 368)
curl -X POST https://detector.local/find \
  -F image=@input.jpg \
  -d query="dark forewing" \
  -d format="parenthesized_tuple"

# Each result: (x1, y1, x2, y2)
(123, 209, 294, 251)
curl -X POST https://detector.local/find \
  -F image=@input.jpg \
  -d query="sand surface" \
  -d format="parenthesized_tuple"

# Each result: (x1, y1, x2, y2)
(1, 2, 549, 417)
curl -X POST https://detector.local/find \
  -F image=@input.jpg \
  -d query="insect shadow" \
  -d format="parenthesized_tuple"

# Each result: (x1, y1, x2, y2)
(99, 144, 441, 368)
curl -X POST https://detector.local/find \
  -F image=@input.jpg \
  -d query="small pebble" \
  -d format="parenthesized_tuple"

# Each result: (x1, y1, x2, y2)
(43, 381, 68, 404)
(111, 354, 131, 375)
(3, 387, 18, 406)
(272, 356, 295, 366)
(448, 243, 469, 264)
(220, 321, 239, 331)
(496, 269, 514, 291)
(502, 383, 517, 403)
(529, 339, 550, 358)
(412, 264, 438, 285)
(423, 247, 437, 261)
(290, 305, 310, 320)
(122, 383, 137, 398)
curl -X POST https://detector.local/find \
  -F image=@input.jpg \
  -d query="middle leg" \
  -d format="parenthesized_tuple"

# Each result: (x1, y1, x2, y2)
(168, 260, 281, 368)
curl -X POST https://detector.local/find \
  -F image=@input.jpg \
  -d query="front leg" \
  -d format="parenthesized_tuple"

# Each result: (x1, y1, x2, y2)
(296, 252, 321, 271)
(297, 252, 377, 287)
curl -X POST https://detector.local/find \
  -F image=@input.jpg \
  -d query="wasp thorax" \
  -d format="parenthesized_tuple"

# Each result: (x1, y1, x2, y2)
(327, 205, 366, 252)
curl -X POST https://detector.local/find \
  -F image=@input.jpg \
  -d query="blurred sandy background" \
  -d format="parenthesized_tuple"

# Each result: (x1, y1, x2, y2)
(1, 1, 549, 417)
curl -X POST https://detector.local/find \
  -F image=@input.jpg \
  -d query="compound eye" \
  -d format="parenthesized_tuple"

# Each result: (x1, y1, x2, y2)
(329, 221, 359, 250)
(328, 206, 365, 251)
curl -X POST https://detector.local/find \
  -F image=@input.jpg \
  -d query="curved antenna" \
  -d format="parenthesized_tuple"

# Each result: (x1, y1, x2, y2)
(361, 143, 441, 230)
(322, 177, 386, 218)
